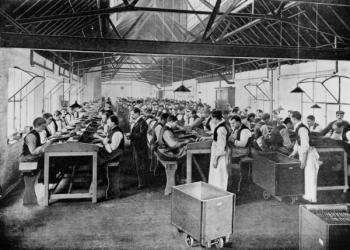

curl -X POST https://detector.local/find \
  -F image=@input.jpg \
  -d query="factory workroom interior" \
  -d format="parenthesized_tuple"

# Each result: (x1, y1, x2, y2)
(1, 0, 350, 249)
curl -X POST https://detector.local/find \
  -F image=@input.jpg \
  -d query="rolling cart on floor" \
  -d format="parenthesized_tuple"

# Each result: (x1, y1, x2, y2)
(252, 151, 304, 204)
(171, 182, 235, 248)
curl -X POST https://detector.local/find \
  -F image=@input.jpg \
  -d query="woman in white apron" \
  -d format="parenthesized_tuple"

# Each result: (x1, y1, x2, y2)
(202, 110, 230, 191)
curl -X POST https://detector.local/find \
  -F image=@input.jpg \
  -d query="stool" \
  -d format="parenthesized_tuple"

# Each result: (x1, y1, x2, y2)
(155, 155, 178, 195)
(19, 162, 39, 206)
(105, 161, 120, 199)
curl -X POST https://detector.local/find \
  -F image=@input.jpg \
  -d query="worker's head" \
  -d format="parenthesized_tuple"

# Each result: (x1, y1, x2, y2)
(229, 115, 242, 130)
(107, 115, 119, 127)
(306, 115, 315, 127)
(43, 113, 53, 125)
(191, 110, 197, 118)
(247, 113, 256, 123)
(232, 107, 239, 114)
(53, 110, 62, 120)
(167, 115, 178, 128)
(336, 110, 345, 120)
(256, 109, 263, 117)
(283, 117, 293, 130)
(261, 113, 271, 122)
(291, 111, 302, 124)
(33, 117, 47, 132)
(211, 110, 223, 125)
(131, 107, 141, 120)
(160, 113, 170, 124)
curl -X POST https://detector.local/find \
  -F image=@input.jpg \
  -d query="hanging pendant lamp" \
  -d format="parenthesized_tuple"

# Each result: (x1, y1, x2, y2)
(290, 86, 304, 93)
(174, 56, 190, 92)
(311, 103, 321, 109)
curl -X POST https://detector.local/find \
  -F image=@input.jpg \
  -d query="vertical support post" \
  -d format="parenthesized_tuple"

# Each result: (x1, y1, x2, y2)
(338, 77, 341, 111)
(232, 58, 235, 81)
(19, 90, 22, 129)
(13, 96, 16, 131)
(42, 72, 45, 113)
(69, 53, 73, 104)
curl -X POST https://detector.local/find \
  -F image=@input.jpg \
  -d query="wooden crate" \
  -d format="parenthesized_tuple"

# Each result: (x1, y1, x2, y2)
(299, 204, 350, 250)
(252, 152, 304, 197)
(171, 182, 235, 247)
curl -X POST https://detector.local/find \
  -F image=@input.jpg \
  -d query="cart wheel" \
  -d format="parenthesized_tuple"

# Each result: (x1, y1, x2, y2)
(262, 190, 271, 200)
(185, 235, 195, 247)
(215, 238, 225, 249)
(290, 196, 297, 205)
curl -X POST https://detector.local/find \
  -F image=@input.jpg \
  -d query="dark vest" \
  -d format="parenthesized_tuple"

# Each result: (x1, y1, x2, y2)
(295, 123, 311, 146)
(107, 126, 125, 150)
(213, 122, 230, 142)
(22, 130, 42, 157)
(270, 124, 285, 147)
(236, 124, 251, 147)
(205, 117, 212, 131)
(45, 127, 52, 138)
(52, 119, 58, 132)
(158, 125, 173, 148)
(254, 121, 266, 139)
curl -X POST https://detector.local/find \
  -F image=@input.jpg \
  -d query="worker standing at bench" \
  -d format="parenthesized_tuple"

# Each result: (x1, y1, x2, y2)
(201, 110, 230, 191)
(130, 107, 149, 189)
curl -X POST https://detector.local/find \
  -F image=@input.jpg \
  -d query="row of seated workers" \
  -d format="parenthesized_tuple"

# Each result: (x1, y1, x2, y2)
(20, 96, 350, 202)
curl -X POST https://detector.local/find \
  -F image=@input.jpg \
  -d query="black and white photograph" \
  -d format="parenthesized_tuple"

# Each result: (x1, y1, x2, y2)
(0, 0, 350, 249)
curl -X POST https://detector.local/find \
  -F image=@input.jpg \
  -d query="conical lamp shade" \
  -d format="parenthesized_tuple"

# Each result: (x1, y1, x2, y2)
(311, 104, 321, 109)
(174, 85, 191, 92)
(70, 101, 82, 108)
(291, 86, 304, 93)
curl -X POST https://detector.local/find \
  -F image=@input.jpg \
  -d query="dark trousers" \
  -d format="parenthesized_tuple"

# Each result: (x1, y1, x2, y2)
(132, 145, 148, 187)
(98, 148, 123, 166)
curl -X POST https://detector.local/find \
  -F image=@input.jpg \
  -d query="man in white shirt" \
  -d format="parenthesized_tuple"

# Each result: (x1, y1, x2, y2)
(306, 115, 322, 133)
(229, 115, 252, 149)
(289, 111, 320, 203)
(96, 115, 124, 166)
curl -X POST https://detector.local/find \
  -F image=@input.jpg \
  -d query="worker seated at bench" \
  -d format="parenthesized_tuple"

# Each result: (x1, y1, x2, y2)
(148, 113, 169, 171)
(157, 115, 194, 181)
(19, 117, 55, 205)
(269, 117, 294, 154)
(94, 115, 124, 167)
(20, 117, 55, 173)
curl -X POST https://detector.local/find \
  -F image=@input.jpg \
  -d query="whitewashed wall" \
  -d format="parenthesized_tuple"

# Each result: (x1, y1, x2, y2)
(101, 80, 158, 99)
(161, 60, 350, 127)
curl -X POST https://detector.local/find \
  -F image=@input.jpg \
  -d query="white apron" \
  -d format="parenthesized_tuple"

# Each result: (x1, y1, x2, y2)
(301, 147, 321, 202)
(208, 123, 229, 191)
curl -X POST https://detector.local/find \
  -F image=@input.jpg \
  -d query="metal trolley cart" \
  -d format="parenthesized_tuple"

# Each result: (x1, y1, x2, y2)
(252, 151, 304, 204)
(171, 182, 235, 248)
(299, 204, 350, 249)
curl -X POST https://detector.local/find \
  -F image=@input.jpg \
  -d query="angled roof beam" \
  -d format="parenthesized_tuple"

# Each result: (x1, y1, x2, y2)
(15, 6, 282, 24)
(202, 0, 222, 41)
(216, 1, 296, 42)
(2, 32, 350, 60)
(270, 0, 350, 7)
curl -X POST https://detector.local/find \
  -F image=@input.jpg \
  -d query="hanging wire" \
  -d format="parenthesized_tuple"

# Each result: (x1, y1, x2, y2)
(182, 55, 184, 84)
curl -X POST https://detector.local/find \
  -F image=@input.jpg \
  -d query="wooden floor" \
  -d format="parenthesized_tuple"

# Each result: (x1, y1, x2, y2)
(1, 147, 348, 249)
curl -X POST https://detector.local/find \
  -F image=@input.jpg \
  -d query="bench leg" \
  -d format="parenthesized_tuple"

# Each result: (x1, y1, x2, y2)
(164, 164, 177, 195)
(23, 173, 39, 206)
